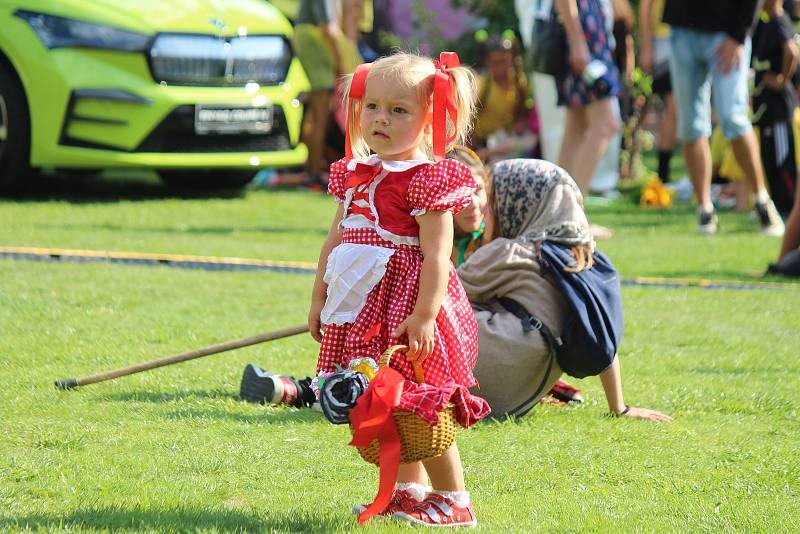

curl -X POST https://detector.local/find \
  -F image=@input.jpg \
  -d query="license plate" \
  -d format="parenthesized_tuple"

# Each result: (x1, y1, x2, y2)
(194, 105, 273, 135)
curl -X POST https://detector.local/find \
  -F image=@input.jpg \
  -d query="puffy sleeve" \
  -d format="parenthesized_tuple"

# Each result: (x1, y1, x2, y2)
(407, 159, 477, 216)
(327, 158, 349, 202)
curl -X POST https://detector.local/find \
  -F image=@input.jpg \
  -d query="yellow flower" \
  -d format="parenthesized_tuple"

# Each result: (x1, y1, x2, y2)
(640, 177, 673, 208)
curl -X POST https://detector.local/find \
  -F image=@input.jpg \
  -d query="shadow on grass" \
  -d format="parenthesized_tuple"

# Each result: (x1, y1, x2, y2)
(641, 269, 771, 282)
(1, 506, 343, 533)
(163, 405, 324, 425)
(2, 172, 246, 203)
(102, 389, 239, 404)
(35, 222, 328, 236)
(100, 389, 324, 425)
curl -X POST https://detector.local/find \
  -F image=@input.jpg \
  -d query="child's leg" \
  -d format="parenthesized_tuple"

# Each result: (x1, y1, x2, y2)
(398, 462, 429, 486)
(352, 462, 430, 516)
(392, 443, 477, 527)
(421, 442, 465, 492)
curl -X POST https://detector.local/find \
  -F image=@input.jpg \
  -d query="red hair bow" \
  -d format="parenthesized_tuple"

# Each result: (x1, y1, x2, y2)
(344, 63, 372, 161)
(431, 51, 460, 161)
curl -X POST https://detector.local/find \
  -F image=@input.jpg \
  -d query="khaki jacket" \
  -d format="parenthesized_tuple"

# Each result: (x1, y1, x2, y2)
(458, 237, 568, 417)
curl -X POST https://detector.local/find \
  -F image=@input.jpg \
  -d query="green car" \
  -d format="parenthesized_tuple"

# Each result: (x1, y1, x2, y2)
(0, 0, 310, 189)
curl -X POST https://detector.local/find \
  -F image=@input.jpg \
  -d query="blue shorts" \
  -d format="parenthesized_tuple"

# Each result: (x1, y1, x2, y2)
(668, 28, 752, 141)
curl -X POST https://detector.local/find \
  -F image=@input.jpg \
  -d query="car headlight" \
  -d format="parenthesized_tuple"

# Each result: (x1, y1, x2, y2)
(14, 10, 149, 51)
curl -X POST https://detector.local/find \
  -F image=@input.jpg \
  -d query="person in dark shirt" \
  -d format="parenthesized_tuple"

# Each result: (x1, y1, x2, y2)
(663, 0, 786, 236)
(752, 0, 799, 215)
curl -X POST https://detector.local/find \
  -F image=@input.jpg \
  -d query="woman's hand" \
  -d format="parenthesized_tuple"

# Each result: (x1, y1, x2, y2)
(714, 37, 743, 75)
(619, 406, 673, 422)
(393, 314, 435, 362)
(568, 37, 591, 76)
(308, 297, 326, 343)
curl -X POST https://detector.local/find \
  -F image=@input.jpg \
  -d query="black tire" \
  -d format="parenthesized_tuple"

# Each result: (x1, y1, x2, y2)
(0, 61, 34, 191)
(157, 169, 256, 189)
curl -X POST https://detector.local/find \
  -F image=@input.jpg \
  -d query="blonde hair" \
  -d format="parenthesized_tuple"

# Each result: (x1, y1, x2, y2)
(341, 52, 478, 160)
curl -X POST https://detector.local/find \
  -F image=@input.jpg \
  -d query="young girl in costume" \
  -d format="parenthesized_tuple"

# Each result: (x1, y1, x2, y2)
(308, 52, 490, 527)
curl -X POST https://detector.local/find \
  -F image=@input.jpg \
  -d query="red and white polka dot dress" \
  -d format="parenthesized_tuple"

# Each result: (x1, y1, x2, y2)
(317, 155, 489, 426)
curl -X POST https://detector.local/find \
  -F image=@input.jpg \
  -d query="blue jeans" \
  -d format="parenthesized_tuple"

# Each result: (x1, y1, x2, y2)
(669, 28, 752, 141)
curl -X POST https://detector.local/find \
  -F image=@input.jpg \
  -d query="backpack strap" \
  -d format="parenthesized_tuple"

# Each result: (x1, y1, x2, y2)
(497, 296, 562, 417)
(498, 296, 563, 351)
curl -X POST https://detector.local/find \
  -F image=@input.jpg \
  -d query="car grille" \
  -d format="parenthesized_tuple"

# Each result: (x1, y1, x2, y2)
(136, 105, 291, 153)
(149, 34, 292, 86)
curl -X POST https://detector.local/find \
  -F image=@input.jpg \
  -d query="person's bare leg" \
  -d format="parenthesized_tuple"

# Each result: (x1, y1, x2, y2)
(735, 180, 749, 211)
(305, 90, 331, 178)
(397, 462, 429, 486)
(683, 137, 713, 211)
(730, 130, 768, 196)
(659, 94, 677, 152)
(421, 443, 465, 492)
(558, 107, 588, 178)
(561, 99, 620, 194)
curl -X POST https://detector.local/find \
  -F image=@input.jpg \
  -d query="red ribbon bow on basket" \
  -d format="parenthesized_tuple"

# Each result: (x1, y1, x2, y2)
(348, 365, 405, 524)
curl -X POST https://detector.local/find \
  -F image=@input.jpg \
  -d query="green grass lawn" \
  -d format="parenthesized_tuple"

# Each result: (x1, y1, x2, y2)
(1, 172, 798, 532)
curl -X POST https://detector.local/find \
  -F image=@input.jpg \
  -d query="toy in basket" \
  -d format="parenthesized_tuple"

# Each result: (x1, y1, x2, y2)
(351, 345, 458, 465)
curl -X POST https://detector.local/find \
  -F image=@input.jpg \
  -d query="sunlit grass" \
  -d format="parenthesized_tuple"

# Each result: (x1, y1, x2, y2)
(1, 172, 798, 532)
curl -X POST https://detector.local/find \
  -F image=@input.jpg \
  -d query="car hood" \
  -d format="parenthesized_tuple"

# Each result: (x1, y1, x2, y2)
(27, 0, 292, 36)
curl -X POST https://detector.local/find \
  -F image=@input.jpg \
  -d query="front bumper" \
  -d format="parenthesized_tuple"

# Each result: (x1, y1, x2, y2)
(18, 35, 310, 169)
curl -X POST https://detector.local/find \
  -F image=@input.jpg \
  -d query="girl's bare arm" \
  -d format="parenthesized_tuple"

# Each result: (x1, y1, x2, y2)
(393, 211, 453, 361)
(309, 204, 345, 342)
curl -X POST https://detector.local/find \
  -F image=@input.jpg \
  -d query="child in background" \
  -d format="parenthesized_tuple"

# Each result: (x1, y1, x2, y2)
(471, 32, 538, 163)
(752, 0, 799, 216)
(308, 52, 490, 527)
(448, 145, 489, 266)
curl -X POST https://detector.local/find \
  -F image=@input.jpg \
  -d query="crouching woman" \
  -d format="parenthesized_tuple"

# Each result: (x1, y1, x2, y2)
(458, 159, 671, 421)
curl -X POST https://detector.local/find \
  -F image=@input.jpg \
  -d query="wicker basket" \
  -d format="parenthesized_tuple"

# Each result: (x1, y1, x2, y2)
(352, 345, 457, 465)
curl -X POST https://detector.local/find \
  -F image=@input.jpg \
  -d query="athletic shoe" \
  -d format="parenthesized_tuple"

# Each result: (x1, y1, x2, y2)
(392, 493, 477, 528)
(697, 209, 718, 234)
(352, 489, 421, 516)
(754, 200, 785, 237)
(239, 364, 302, 407)
(548, 379, 584, 404)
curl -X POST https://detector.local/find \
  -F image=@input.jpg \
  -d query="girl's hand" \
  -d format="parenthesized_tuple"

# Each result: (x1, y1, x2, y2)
(308, 298, 326, 343)
(620, 406, 673, 422)
(393, 314, 435, 362)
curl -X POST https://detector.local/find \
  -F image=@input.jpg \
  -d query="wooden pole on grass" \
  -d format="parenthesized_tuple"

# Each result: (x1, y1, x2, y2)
(55, 324, 309, 389)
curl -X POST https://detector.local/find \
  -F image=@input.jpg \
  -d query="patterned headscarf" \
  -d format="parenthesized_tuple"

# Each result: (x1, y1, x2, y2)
(491, 159, 594, 248)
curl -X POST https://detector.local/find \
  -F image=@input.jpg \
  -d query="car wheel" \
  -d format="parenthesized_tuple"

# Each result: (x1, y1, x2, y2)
(0, 62, 34, 191)
(157, 169, 256, 189)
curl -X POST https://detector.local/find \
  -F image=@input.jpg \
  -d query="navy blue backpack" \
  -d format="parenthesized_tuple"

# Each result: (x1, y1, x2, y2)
(500, 240, 624, 379)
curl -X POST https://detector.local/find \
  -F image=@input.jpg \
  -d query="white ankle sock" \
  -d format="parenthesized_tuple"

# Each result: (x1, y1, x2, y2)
(431, 489, 471, 507)
(396, 482, 430, 501)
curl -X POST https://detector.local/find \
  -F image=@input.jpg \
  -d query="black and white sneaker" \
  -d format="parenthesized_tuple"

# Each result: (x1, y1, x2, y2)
(754, 199, 785, 237)
(697, 209, 718, 234)
(239, 364, 315, 407)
